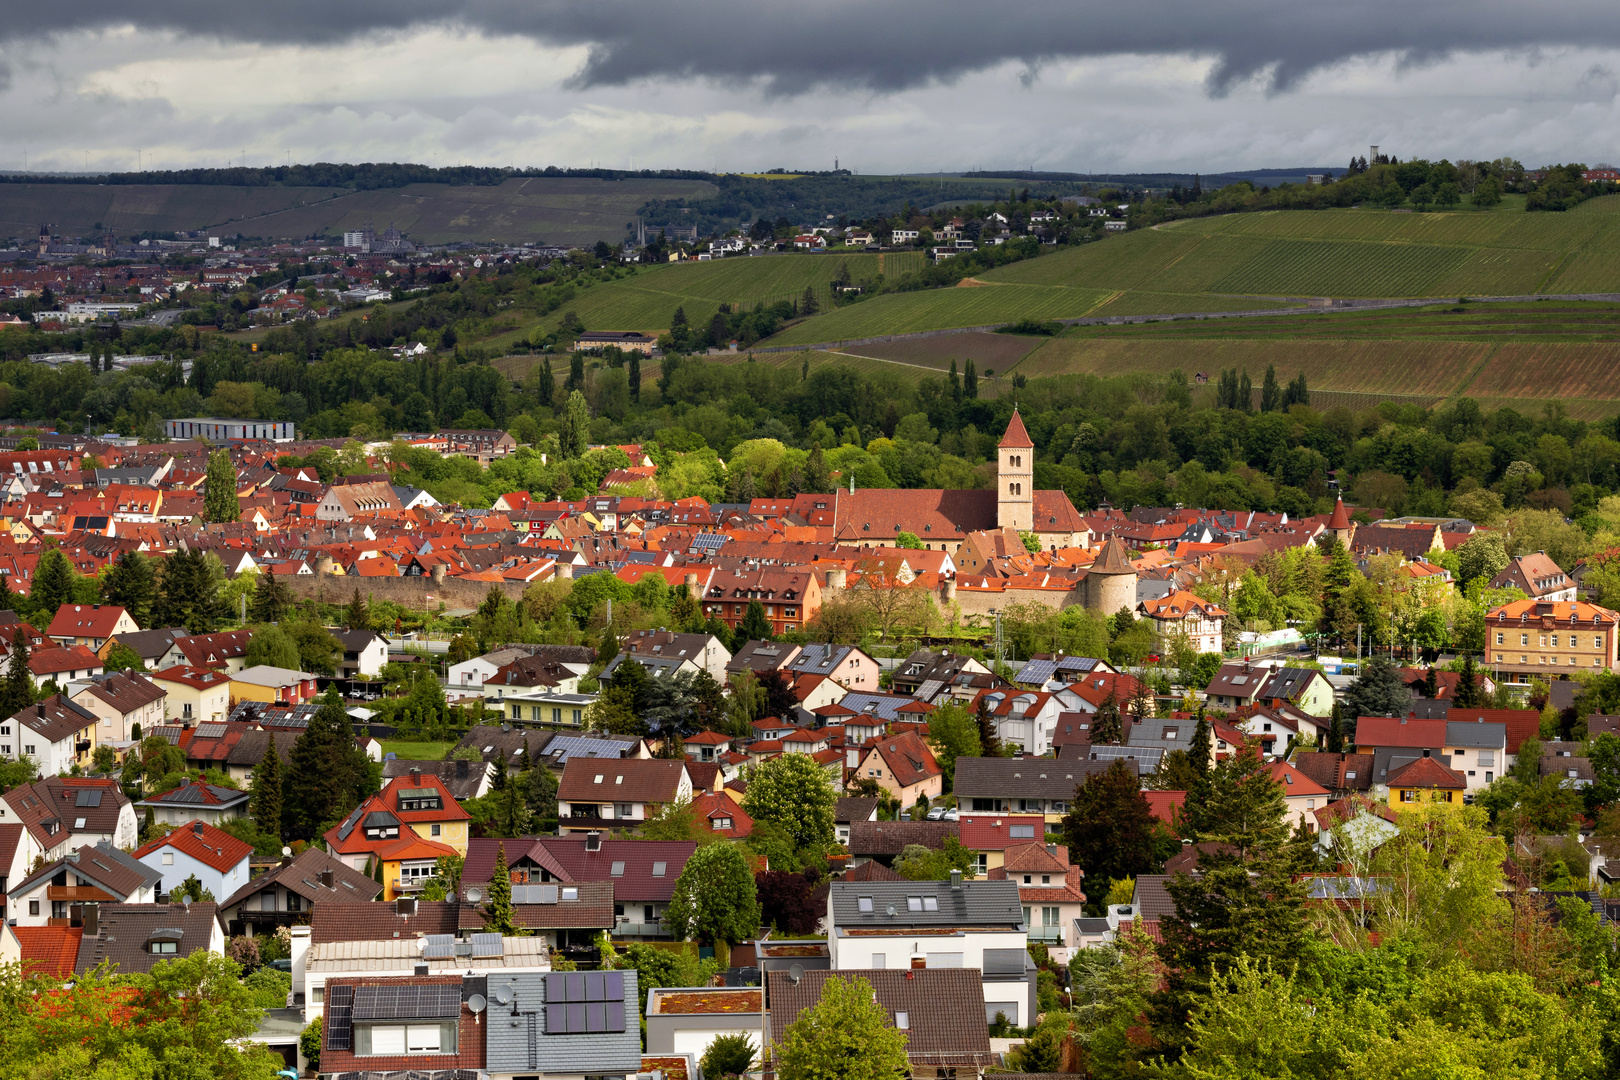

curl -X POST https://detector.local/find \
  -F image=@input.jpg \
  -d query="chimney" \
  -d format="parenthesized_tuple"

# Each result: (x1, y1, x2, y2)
(290, 924, 313, 1009)
(319, 869, 334, 889)
(949, 869, 962, 890)
(456, 758, 469, 778)
(586, 831, 602, 852)
(410, 767, 421, 781)
(192, 821, 204, 836)
(82, 904, 97, 936)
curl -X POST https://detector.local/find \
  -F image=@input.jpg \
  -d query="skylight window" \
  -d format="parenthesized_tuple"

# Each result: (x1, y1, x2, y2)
(858, 896, 873, 912)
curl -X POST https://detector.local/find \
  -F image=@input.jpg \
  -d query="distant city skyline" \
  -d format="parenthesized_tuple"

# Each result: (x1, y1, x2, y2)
(0, 9, 1618, 174)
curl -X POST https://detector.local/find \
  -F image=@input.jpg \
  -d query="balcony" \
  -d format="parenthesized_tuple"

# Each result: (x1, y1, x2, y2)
(613, 920, 667, 938)
(1027, 926, 1064, 945)
(47, 886, 113, 903)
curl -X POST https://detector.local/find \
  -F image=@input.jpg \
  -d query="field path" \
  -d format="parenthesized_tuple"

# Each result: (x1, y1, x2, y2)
(1448, 343, 1505, 401)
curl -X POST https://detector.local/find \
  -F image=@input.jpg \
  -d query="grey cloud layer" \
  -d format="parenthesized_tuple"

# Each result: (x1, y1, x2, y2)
(4, 2, 1620, 94)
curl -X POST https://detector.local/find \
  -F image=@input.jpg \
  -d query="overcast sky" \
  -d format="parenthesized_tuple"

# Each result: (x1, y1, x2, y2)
(3, 7, 1620, 174)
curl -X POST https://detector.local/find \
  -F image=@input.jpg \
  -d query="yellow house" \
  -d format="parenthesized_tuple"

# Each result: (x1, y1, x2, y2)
(150, 666, 232, 725)
(376, 833, 462, 901)
(1387, 756, 1466, 811)
(320, 772, 473, 884)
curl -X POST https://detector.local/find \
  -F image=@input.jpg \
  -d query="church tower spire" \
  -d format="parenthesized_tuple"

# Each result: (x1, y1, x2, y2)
(998, 410, 1034, 532)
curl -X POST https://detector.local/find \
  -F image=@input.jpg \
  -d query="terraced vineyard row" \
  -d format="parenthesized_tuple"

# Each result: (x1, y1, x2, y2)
(761, 283, 1113, 346)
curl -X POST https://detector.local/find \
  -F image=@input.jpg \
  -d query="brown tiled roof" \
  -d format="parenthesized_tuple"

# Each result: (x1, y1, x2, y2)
(76, 671, 166, 714)
(454, 881, 615, 930)
(557, 757, 688, 804)
(132, 819, 252, 873)
(174, 630, 251, 669)
(309, 900, 461, 944)
(847, 820, 959, 857)
(1089, 536, 1135, 575)
(4, 777, 127, 849)
(11, 842, 158, 901)
(766, 968, 994, 1067)
(75, 901, 219, 975)
(839, 860, 904, 882)
(12, 694, 98, 744)
(221, 846, 381, 910)
(320, 974, 484, 1075)
(865, 731, 940, 788)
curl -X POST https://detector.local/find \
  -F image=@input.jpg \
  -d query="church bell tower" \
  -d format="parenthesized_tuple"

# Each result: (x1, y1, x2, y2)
(998, 410, 1034, 532)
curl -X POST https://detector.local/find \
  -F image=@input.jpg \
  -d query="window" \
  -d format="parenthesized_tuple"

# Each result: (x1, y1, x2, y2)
(28, 900, 37, 916)
(872, 952, 886, 968)
(1009, 824, 1035, 839)
(615, 803, 634, 818)
(1598, 637, 1606, 649)
(1401, 790, 1415, 802)
(149, 941, 178, 954)
(896, 1011, 910, 1029)
(1041, 875, 1051, 884)
(858, 896, 873, 913)
(561, 887, 578, 901)
(904, 895, 939, 911)
(1043, 906, 1060, 926)
(652, 862, 667, 878)
(1552, 635, 1560, 647)
(511, 704, 522, 720)
(162, 852, 174, 865)
(1496, 633, 1504, 645)
(1023, 875, 1032, 884)
(1521, 634, 1529, 645)
(23, 745, 33, 757)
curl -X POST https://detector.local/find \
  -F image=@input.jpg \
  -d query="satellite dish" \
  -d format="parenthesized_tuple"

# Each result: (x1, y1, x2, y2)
(788, 964, 803, 985)
(468, 994, 487, 1015)
(281, 846, 292, 857)
(886, 904, 896, 917)
(494, 985, 514, 1006)
(466, 887, 483, 904)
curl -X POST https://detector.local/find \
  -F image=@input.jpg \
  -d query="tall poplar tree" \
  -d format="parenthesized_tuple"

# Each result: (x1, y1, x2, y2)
(204, 450, 240, 523)
(482, 843, 524, 936)
(31, 549, 74, 617)
(0, 635, 31, 718)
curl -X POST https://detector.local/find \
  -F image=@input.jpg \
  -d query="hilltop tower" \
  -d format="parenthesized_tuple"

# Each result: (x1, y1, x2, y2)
(1085, 536, 1138, 616)
(998, 410, 1034, 532)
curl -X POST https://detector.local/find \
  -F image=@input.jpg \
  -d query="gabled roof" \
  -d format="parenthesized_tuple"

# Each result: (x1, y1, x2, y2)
(862, 731, 940, 788)
(557, 758, 688, 804)
(1353, 716, 1447, 750)
(768, 968, 993, 1067)
(11, 694, 99, 744)
(828, 879, 1022, 927)
(310, 900, 461, 944)
(14, 926, 83, 978)
(221, 846, 381, 910)
(1387, 756, 1466, 789)
(959, 814, 1046, 850)
(4, 777, 128, 848)
(137, 779, 248, 809)
(847, 820, 959, 857)
(9, 841, 161, 901)
(75, 901, 219, 975)
(173, 630, 251, 669)
(132, 819, 253, 873)
(464, 835, 697, 904)
(75, 670, 166, 713)
(46, 604, 129, 639)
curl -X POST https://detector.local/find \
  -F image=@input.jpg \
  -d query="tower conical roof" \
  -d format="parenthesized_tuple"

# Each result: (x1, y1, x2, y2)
(999, 410, 1034, 449)
(1089, 536, 1135, 575)
(1328, 495, 1352, 530)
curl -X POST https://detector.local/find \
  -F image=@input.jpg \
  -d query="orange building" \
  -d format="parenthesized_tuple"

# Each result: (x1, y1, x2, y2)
(1484, 599, 1620, 685)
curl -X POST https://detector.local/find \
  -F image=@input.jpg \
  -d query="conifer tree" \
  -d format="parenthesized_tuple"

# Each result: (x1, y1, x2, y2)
(31, 549, 74, 616)
(1327, 701, 1346, 753)
(103, 553, 153, 630)
(804, 444, 830, 494)
(482, 843, 525, 936)
(1091, 690, 1123, 746)
(538, 357, 556, 406)
(344, 588, 371, 632)
(975, 696, 1002, 758)
(251, 736, 283, 842)
(1422, 665, 1440, 700)
(283, 688, 372, 840)
(1260, 364, 1281, 412)
(739, 600, 772, 643)
(1454, 654, 1483, 708)
(250, 570, 295, 624)
(561, 391, 590, 459)
(963, 358, 978, 400)
(0, 569, 14, 614)
(628, 351, 641, 402)
(0, 635, 31, 719)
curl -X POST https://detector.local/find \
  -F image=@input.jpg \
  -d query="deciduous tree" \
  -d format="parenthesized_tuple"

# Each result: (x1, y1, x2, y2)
(665, 842, 761, 946)
(204, 449, 241, 523)
(741, 753, 836, 856)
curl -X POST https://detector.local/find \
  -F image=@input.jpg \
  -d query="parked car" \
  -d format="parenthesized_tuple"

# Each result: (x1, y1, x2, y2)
(942, 809, 959, 822)
(926, 806, 947, 821)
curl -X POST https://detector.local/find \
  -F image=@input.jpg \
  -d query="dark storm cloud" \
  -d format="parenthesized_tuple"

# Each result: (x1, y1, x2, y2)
(4, 2, 1620, 95)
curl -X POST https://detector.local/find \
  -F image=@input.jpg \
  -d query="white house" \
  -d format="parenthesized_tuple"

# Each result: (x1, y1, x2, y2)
(2, 778, 137, 861)
(69, 671, 167, 744)
(132, 819, 254, 900)
(891, 229, 919, 244)
(333, 629, 389, 679)
(826, 878, 1036, 1026)
(6, 695, 99, 776)
(134, 779, 251, 827)
(7, 842, 161, 927)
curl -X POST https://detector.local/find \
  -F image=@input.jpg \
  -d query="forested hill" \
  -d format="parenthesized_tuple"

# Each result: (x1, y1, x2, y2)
(0, 163, 714, 190)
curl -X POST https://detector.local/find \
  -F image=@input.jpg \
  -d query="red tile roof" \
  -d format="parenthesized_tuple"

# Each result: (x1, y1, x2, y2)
(14, 926, 83, 978)
(999, 411, 1034, 449)
(1143, 790, 1185, 825)
(132, 819, 253, 873)
(959, 813, 1045, 850)
(46, 604, 129, 640)
(1386, 756, 1466, 790)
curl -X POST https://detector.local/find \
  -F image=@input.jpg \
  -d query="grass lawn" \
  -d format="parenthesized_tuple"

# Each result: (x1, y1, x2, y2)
(379, 740, 458, 761)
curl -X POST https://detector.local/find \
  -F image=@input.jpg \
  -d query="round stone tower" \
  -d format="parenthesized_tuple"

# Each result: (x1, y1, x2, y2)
(1086, 536, 1138, 616)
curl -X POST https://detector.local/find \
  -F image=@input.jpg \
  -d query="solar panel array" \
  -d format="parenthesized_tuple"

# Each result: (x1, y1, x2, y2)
(74, 788, 102, 807)
(1088, 745, 1165, 765)
(324, 985, 354, 1050)
(688, 533, 728, 553)
(471, 932, 505, 958)
(544, 971, 626, 1034)
(353, 982, 463, 1021)
(422, 934, 457, 959)
(193, 722, 230, 739)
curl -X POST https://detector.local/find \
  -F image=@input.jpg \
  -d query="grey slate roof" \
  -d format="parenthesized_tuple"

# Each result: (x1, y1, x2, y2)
(1443, 721, 1507, 748)
(1263, 667, 1324, 702)
(952, 756, 1115, 801)
(484, 970, 642, 1076)
(76, 901, 218, 975)
(828, 879, 1023, 928)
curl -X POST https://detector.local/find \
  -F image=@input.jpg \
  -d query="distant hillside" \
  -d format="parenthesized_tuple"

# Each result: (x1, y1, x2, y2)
(0, 177, 718, 247)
